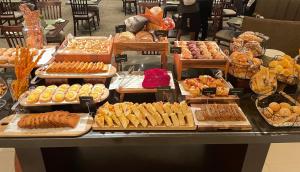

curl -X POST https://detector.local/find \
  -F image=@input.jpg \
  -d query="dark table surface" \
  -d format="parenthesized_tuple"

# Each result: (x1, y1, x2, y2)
(1, 64, 300, 148)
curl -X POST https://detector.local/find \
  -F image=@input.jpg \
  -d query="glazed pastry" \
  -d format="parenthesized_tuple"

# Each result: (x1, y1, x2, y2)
(46, 61, 108, 73)
(90, 92, 101, 101)
(269, 102, 281, 112)
(52, 92, 65, 102)
(57, 84, 70, 93)
(26, 93, 40, 104)
(39, 91, 53, 103)
(65, 91, 77, 102)
(45, 85, 57, 92)
(69, 84, 81, 92)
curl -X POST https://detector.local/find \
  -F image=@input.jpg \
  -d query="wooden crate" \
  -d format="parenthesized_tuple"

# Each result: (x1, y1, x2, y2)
(55, 36, 113, 64)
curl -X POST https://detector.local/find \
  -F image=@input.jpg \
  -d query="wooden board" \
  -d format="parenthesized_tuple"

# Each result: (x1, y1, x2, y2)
(255, 91, 300, 127)
(178, 80, 238, 103)
(19, 89, 109, 107)
(35, 64, 116, 79)
(0, 113, 93, 137)
(92, 122, 196, 131)
(191, 104, 252, 131)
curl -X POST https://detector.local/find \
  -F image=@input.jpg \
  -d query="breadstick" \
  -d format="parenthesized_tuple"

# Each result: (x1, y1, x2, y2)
(144, 103, 163, 125)
(170, 113, 180, 126)
(95, 115, 105, 128)
(127, 114, 140, 127)
(113, 104, 123, 117)
(138, 104, 157, 126)
(172, 103, 185, 126)
(180, 101, 194, 127)
(109, 112, 121, 126)
(131, 104, 148, 127)
(153, 102, 165, 115)
(161, 113, 172, 126)
(104, 115, 113, 127)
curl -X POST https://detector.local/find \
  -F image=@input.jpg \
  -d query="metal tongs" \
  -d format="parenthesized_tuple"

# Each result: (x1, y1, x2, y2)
(118, 65, 135, 88)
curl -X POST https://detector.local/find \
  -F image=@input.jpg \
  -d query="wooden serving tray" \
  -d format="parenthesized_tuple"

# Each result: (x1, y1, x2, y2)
(191, 104, 252, 131)
(256, 91, 300, 127)
(92, 122, 196, 131)
(174, 41, 229, 80)
(35, 64, 117, 79)
(55, 36, 113, 64)
(19, 89, 109, 107)
(0, 113, 93, 137)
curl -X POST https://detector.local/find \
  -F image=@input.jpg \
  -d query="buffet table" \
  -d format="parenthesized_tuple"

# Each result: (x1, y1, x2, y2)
(1, 81, 300, 172)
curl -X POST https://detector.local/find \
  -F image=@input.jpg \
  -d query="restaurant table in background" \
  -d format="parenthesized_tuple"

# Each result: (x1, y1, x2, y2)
(227, 16, 244, 30)
(65, 0, 101, 5)
(44, 19, 69, 41)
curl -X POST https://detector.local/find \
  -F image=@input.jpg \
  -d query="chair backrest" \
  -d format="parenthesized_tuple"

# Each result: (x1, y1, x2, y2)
(0, 25, 25, 48)
(37, 1, 62, 19)
(0, 0, 14, 16)
(209, 0, 225, 36)
(255, 0, 300, 21)
(242, 16, 300, 56)
(70, 0, 89, 16)
(138, 0, 160, 14)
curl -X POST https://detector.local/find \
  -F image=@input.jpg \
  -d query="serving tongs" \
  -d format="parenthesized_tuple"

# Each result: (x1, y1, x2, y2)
(117, 65, 135, 88)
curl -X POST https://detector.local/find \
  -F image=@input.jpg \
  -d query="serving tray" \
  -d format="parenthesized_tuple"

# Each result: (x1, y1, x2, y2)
(191, 104, 252, 131)
(35, 64, 116, 79)
(19, 89, 109, 107)
(0, 113, 93, 137)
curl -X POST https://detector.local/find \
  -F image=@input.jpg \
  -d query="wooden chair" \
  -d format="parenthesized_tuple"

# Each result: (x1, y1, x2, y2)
(0, 25, 25, 48)
(37, 1, 62, 20)
(137, 0, 160, 14)
(70, 0, 97, 36)
(0, 0, 23, 25)
(122, 0, 137, 16)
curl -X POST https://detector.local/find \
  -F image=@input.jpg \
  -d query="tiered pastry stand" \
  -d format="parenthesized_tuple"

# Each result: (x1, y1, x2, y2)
(113, 34, 169, 69)
(173, 41, 229, 80)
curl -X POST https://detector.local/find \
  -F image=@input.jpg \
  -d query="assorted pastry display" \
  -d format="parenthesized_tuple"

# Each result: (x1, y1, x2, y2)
(63, 37, 112, 54)
(182, 75, 230, 97)
(230, 31, 264, 57)
(95, 101, 194, 129)
(268, 55, 298, 85)
(25, 83, 107, 104)
(250, 66, 277, 95)
(0, 83, 7, 97)
(45, 61, 108, 73)
(0, 48, 39, 65)
(17, 111, 80, 129)
(195, 104, 246, 122)
(229, 51, 262, 79)
(117, 31, 154, 42)
(177, 41, 226, 59)
(261, 101, 300, 124)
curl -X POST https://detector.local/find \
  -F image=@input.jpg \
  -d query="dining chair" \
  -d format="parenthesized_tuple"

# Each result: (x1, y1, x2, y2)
(37, 1, 62, 20)
(222, 0, 237, 18)
(0, 25, 25, 48)
(0, 0, 23, 25)
(70, 0, 97, 36)
(122, 0, 137, 16)
(137, 0, 160, 14)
